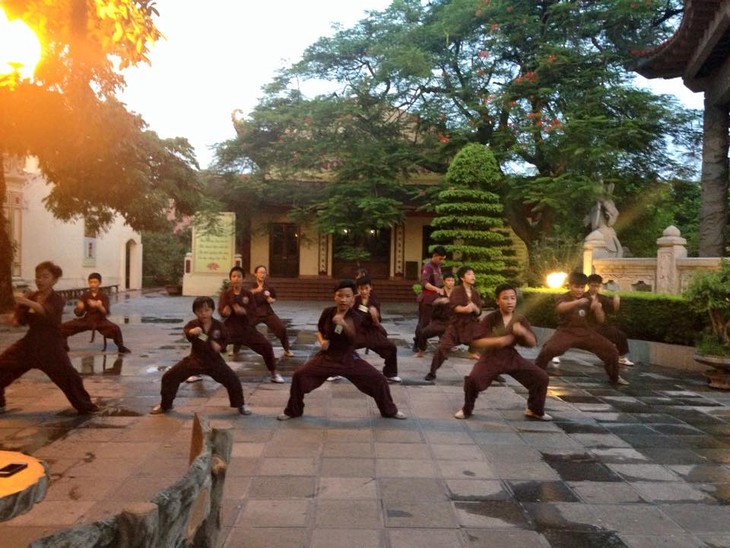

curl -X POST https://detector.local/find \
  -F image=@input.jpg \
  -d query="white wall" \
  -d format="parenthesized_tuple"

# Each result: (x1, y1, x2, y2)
(14, 168, 142, 291)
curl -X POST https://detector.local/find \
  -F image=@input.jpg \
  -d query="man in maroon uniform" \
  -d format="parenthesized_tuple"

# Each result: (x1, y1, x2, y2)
(277, 279, 405, 421)
(352, 276, 401, 382)
(219, 266, 283, 383)
(455, 283, 550, 421)
(535, 272, 627, 385)
(151, 296, 249, 415)
(586, 274, 634, 366)
(61, 272, 130, 354)
(425, 265, 482, 381)
(413, 245, 447, 351)
(249, 265, 293, 357)
(0, 262, 99, 415)
(415, 272, 455, 356)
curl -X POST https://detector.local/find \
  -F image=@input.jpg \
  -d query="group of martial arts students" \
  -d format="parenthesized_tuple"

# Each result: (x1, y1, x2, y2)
(0, 259, 632, 422)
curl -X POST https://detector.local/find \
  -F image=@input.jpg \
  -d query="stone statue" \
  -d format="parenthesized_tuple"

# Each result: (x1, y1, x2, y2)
(584, 183, 623, 257)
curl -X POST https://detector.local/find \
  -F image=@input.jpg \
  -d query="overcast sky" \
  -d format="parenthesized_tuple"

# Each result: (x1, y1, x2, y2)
(120, 1, 703, 169)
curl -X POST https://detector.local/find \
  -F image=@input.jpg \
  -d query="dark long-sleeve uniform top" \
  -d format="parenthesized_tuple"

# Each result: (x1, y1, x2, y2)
(430, 295, 453, 323)
(473, 310, 535, 360)
(586, 293, 615, 327)
(315, 307, 362, 362)
(182, 318, 228, 367)
(555, 292, 592, 329)
(73, 290, 111, 323)
(249, 281, 278, 319)
(447, 284, 483, 341)
(15, 291, 66, 358)
(218, 288, 256, 333)
(352, 293, 387, 336)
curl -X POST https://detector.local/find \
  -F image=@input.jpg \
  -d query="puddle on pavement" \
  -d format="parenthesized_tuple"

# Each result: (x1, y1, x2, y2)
(0, 426, 76, 454)
(114, 316, 184, 324)
(89, 407, 142, 418)
(520, 502, 627, 546)
(540, 529, 627, 547)
(508, 481, 580, 503)
(542, 453, 623, 482)
(71, 354, 124, 375)
(453, 500, 528, 528)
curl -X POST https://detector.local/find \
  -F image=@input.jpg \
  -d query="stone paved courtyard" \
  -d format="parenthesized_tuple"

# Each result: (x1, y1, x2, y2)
(1, 291, 730, 547)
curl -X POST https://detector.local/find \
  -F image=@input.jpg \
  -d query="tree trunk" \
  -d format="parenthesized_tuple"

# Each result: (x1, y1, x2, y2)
(0, 155, 15, 311)
(698, 98, 729, 257)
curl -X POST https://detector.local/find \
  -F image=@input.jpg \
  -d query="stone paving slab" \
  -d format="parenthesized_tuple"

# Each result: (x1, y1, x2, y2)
(0, 291, 729, 547)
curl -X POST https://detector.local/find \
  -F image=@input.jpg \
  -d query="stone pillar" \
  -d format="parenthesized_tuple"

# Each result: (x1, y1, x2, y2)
(698, 98, 729, 256)
(656, 225, 687, 294)
(394, 224, 405, 278)
(582, 231, 607, 275)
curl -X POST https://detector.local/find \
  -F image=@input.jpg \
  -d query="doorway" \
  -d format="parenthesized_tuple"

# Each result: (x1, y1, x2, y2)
(269, 223, 299, 277)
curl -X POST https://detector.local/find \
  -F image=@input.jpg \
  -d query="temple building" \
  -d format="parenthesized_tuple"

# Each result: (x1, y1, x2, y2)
(634, 0, 730, 256)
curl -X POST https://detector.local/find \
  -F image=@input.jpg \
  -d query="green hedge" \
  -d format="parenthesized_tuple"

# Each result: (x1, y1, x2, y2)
(518, 288, 704, 347)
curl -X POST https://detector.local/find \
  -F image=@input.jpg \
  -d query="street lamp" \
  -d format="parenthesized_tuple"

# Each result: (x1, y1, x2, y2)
(0, 7, 41, 87)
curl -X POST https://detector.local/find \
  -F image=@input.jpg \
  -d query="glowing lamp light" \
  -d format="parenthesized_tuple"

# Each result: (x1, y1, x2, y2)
(546, 271, 568, 289)
(0, 8, 42, 84)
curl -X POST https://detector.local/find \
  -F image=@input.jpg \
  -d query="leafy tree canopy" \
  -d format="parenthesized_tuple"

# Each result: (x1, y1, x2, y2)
(0, 1, 205, 309)
(215, 0, 699, 272)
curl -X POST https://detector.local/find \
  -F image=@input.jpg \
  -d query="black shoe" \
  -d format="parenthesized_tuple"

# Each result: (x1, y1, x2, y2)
(424, 372, 436, 381)
(118, 346, 131, 354)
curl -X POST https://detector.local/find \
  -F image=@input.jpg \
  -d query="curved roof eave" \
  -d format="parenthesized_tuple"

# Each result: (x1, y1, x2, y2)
(633, 0, 721, 80)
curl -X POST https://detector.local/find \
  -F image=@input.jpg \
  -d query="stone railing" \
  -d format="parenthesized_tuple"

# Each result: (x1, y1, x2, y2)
(30, 415, 231, 548)
(584, 225, 723, 294)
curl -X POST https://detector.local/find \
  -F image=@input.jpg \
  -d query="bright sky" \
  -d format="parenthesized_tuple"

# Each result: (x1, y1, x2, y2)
(120, 1, 704, 169)
(120, 1, 391, 168)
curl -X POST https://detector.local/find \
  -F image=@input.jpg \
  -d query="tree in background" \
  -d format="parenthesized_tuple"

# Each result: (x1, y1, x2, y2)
(0, 1, 203, 310)
(217, 0, 698, 276)
(142, 228, 190, 287)
(430, 143, 513, 298)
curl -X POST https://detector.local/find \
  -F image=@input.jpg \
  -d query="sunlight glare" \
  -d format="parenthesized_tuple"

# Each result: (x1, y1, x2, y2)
(546, 271, 568, 289)
(0, 8, 42, 82)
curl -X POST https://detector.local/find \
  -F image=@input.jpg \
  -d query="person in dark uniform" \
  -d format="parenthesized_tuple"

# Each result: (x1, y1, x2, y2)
(277, 279, 406, 421)
(0, 261, 99, 415)
(425, 265, 482, 381)
(586, 274, 634, 366)
(414, 271, 455, 357)
(455, 283, 550, 421)
(61, 272, 130, 354)
(249, 265, 293, 358)
(535, 271, 627, 385)
(413, 246, 447, 351)
(151, 296, 250, 415)
(352, 276, 401, 382)
(219, 266, 283, 383)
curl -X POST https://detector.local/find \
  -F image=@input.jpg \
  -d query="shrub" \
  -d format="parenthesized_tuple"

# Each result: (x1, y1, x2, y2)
(520, 287, 703, 346)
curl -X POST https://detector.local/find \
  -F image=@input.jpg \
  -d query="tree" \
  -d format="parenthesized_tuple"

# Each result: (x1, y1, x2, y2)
(0, 1, 203, 310)
(217, 92, 418, 261)
(430, 143, 513, 297)
(217, 0, 699, 273)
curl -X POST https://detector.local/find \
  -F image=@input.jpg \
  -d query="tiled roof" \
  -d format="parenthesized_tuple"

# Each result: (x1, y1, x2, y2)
(634, 0, 724, 79)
